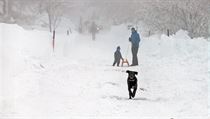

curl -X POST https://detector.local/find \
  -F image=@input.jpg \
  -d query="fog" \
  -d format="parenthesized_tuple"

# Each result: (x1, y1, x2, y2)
(0, 0, 209, 37)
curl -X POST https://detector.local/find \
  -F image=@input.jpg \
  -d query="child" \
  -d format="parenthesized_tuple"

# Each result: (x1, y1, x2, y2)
(113, 46, 123, 66)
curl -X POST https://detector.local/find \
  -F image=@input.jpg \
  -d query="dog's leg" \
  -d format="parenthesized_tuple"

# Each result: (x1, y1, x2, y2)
(128, 87, 132, 99)
(129, 89, 132, 99)
(132, 86, 137, 98)
(127, 82, 132, 99)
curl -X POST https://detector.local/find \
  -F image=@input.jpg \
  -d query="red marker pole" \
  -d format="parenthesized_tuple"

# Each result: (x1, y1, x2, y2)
(52, 30, 55, 52)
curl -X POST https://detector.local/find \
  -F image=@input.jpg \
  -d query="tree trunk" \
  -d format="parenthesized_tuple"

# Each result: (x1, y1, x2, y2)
(48, 13, 52, 32)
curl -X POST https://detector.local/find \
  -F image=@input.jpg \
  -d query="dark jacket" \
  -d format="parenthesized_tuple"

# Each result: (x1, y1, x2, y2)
(130, 31, 140, 47)
(90, 22, 97, 33)
(114, 49, 123, 61)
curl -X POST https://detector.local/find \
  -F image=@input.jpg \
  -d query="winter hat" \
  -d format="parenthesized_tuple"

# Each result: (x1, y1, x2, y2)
(117, 46, 120, 50)
(131, 27, 135, 31)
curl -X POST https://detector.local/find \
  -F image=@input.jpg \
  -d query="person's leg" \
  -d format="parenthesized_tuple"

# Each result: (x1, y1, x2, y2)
(117, 60, 120, 66)
(92, 33, 95, 40)
(134, 47, 138, 65)
(113, 60, 117, 66)
(131, 47, 135, 65)
(132, 46, 139, 65)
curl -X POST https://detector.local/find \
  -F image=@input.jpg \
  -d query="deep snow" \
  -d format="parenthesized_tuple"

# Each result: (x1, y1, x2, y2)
(0, 23, 209, 119)
(208, 37, 210, 116)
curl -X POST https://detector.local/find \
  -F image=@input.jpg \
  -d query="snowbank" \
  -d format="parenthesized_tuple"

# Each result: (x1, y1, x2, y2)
(0, 23, 52, 77)
(0, 23, 208, 119)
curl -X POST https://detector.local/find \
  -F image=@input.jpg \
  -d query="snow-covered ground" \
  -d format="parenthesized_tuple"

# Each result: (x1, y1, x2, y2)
(0, 23, 208, 119)
(208, 37, 210, 116)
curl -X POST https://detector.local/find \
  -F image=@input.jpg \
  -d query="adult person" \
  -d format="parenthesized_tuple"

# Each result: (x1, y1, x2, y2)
(90, 21, 97, 40)
(129, 27, 141, 66)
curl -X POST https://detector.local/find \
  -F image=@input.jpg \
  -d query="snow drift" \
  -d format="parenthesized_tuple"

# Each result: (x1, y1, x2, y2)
(0, 23, 208, 119)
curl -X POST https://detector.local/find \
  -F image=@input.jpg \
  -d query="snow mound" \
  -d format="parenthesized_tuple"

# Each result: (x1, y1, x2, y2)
(173, 29, 191, 40)
(0, 24, 208, 119)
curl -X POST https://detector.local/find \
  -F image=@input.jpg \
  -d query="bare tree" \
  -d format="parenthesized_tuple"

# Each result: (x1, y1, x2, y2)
(40, 0, 64, 32)
(0, 0, 12, 22)
(0, 0, 6, 16)
(141, 0, 209, 38)
(169, 0, 209, 37)
(0, 0, 208, 37)
(0, 0, 41, 24)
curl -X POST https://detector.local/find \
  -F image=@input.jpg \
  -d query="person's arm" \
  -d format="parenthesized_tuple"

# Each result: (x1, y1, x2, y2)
(129, 34, 134, 43)
(120, 54, 123, 60)
(138, 33, 141, 42)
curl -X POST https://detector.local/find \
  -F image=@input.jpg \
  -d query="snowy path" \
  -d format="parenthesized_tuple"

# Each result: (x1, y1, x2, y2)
(0, 24, 208, 119)
(8, 55, 207, 119)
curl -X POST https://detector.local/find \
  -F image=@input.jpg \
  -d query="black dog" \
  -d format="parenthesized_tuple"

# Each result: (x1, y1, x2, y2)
(126, 70, 138, 99)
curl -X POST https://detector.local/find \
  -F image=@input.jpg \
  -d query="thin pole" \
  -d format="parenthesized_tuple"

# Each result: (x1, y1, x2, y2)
(53, 30, 55, 52)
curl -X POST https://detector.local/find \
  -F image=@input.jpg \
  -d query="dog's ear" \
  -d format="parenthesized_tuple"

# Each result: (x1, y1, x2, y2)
(126, 70, 130, 73)
(134, 72, 138, 75)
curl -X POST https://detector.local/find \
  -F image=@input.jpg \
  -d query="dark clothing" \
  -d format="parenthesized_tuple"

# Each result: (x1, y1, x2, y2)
(90, 22, 97, 40)
(113, 49, 123, 66)
(114, 50, 122, 61)
(130, 31, 140, 48)
(131, 46, 139, 66)
(113, 60, 120, 67)
(91, 33, 95, 40)
(129, 31, 140, 65)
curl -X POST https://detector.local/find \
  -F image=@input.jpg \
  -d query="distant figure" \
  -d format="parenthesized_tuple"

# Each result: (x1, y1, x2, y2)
(67, 30, 69, 35)
(69, 27, 72, 33)
(90, 21, 97, 40)
(67, 28, 72, 36)
(129, 27, 141, 66)
(113, 46, 123, 66)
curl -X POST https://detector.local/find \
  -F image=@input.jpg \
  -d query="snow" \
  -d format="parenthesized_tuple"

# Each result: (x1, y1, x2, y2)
(0, 23, 208, 119)
(208, 37, 210, 116)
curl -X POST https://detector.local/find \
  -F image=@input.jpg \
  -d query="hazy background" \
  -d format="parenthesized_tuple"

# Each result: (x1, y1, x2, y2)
(0, 0, 209, 38)
(0, 0, 209, 118)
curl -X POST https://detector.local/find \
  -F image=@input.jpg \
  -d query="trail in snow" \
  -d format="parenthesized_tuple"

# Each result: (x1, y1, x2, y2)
(0, 24, 208, 119)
